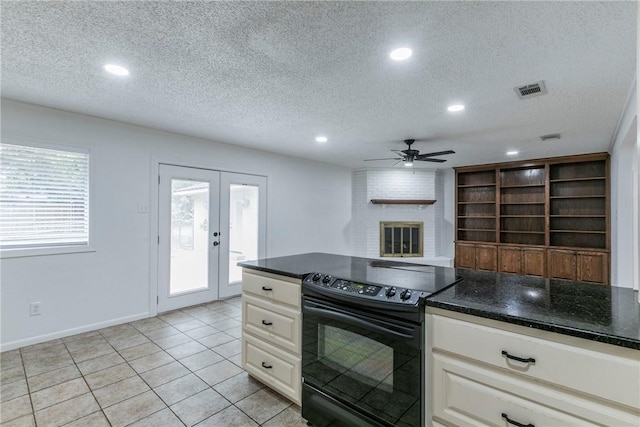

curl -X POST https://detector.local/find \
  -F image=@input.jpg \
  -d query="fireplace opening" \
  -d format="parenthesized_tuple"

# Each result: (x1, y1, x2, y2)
(380, 222, 423, 257)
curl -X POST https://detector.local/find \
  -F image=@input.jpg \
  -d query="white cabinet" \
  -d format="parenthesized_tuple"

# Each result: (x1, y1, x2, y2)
(428, 309, 640, 427)
(241, 269, 302, 404)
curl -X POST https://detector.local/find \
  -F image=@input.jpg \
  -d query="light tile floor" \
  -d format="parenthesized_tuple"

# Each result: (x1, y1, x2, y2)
(0, 297, 308, 427)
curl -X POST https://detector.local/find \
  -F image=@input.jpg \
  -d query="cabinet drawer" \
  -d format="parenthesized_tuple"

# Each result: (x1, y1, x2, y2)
(242, 333, 301, 405)
(432, 315, 640, 409)
(433, 352, 638, 427)
(242, 294, 300, 354)
(242, 270, 301, 309)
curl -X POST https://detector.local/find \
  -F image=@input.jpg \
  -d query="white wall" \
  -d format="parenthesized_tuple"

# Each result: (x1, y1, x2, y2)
(610, 79, 638, 289)
(0, 99, 353, 350)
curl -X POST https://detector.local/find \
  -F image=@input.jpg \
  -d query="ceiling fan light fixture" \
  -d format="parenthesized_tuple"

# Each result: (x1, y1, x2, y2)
(447, 104, 465, 112)
(404, 160, 413, 167)
(315, 136, 328, 143)
(390, 48, 412, 61)
(104, 63, 129, 76)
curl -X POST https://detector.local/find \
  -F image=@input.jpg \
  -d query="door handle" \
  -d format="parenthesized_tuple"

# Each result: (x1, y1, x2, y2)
(213, 241, 219, 246)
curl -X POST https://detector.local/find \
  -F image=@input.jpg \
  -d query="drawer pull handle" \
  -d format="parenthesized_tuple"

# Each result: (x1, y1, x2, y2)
(502, 413, 534, 427)
(262, 286, 273, 291)
(261, 320, 273, 326)
(501, 351, 535, 364)
(261, 362, 272, 369)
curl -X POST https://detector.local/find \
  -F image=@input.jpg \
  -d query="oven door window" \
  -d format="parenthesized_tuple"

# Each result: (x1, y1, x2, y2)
(302, 301, 421, 426)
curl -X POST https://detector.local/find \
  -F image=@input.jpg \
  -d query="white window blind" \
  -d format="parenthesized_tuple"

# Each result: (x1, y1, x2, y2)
(0, 143, 90, 249)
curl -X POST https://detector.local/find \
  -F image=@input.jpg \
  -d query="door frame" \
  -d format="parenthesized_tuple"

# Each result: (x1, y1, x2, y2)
(148, 155, 269, 317)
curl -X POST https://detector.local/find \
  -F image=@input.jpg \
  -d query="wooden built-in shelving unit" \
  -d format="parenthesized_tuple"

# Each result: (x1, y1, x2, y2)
(455, 153, 610, 284)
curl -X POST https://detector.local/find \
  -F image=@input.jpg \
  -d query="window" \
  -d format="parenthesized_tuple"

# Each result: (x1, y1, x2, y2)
(0, 142, 92, 256)
(380, 221, 423, 257)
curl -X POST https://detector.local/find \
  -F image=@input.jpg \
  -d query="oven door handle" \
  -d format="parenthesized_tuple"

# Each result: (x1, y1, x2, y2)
(303, 304, 417, 340)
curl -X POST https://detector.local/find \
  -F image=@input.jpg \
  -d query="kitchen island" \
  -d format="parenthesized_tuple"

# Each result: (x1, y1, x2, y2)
(239, 253, 640, 426)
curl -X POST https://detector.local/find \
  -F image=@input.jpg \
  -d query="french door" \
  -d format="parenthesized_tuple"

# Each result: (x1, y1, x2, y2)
(157, 164, 266, 312)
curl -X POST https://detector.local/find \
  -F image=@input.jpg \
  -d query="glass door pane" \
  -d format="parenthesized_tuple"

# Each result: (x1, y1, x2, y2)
(158, 164, 219, 313)
(228, 184, 259, 285)
(170, 179, 209, 295)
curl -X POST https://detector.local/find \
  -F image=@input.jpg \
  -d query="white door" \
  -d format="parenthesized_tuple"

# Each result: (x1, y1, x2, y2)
(158, 165, 220, 312)
(219, 173, 267, 298)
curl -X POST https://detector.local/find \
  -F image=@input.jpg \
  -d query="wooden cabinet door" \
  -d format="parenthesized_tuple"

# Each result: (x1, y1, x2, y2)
(475, 245, 497, 271)
(577, 251, 609, 285)
(522, 248, 545, 277)
(499, 247, 522, 274)
(455, 243, 476, 269)
(547, 250, 577, 281)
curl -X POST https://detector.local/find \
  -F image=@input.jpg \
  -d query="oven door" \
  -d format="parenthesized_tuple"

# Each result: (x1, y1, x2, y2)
(302, 296, 423, 427)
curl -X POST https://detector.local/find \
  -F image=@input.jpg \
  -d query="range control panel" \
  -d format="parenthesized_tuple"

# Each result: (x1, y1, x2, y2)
(303, 272, 423, 305)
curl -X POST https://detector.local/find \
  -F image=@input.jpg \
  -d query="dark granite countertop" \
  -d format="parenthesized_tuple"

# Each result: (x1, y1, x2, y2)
(427, 268, 640, 350)
(239, 253, 640, 350)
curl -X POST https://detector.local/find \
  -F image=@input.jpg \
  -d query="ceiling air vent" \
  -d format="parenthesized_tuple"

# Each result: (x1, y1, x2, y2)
(540, 133, 561, 142)
(514, 80, 547, 99)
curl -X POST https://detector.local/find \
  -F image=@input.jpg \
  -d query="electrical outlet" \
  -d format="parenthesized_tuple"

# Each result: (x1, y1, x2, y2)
(29, 302, 42, 316)
(137, 202, 149, 213)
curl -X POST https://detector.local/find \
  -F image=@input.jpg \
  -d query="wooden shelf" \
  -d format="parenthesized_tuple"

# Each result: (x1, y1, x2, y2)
(550, 215, 606, 218)
(458, 216, 497, 218)
(500, 184, 545, 188)
(500, 230, 545, 234)
(550, 195, 606, 199)
(551, 230, 607, 234)
(500, 202, 544, 205)
(501, 215, 544, 218)
(458, 228, 496, 232)
(458, 184, 496, 188)
(550, 177, 605, 183)
(370, 199, 436, 205)
(457, 201, 496, 205)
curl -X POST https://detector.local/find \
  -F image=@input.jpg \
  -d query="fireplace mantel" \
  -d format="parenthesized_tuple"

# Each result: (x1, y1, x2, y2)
(370, 199, 436, 205)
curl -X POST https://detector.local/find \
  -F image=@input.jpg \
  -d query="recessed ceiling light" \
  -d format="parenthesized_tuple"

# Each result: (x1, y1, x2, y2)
(506, 151, 519, 156)
(447, 104, 465, 112)
(104, 64, 129, 76)
(315, 136, 328, 143)
(390, 48, 412, 61)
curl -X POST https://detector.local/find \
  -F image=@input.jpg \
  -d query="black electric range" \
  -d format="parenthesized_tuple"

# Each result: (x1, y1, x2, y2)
(301, 261, 461, 427)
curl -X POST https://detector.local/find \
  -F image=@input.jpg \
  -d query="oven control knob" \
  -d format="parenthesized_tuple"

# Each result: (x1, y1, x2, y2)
(400, 289, 412, 300)
(385, 287, 397, 297)
(312, 273, 322, 282)
(322, 275, 332, 284)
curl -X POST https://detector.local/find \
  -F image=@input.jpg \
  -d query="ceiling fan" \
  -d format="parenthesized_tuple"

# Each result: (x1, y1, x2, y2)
(365, 139, 455, 166)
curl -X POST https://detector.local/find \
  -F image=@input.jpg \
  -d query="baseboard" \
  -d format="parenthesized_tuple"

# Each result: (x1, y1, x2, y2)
(0, 312, 149, 352)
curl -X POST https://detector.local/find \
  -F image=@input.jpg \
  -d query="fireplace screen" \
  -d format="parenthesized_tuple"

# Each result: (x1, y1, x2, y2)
(380, 222, 423, 257)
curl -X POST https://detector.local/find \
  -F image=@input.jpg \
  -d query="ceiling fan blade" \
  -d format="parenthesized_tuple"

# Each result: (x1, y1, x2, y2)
(416, 158, 447, 163)
(416, 150, 456, 159)
(364, 157, 403, 161)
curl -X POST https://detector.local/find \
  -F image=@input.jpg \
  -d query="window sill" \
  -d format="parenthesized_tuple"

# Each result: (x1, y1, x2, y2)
(1, 245, 96, 259)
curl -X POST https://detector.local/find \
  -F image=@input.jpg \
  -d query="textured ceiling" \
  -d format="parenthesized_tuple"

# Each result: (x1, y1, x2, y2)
(1, 1, 637, 169)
